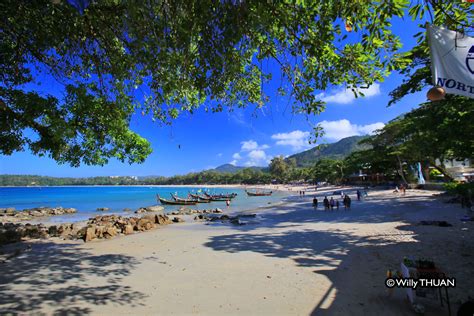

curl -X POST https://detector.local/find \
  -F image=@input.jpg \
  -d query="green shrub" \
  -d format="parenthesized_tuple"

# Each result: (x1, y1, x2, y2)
(443, 182, 474, 197)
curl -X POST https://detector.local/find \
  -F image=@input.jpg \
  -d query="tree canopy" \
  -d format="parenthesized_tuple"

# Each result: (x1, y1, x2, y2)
(1, 0, 472, 166)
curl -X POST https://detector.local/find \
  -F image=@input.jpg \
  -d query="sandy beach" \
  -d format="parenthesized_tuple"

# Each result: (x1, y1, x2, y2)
(1, 187, 473, 315)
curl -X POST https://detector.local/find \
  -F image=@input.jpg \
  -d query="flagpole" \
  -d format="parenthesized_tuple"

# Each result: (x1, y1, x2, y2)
(426, 23, 437, 86)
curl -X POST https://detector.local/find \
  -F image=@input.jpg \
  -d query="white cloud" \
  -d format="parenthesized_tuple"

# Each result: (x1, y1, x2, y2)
(271, 130, 311, 151)
(232, 153, 242, 160)
(244, 150, 269, 166)
(231, 140, 271, 167)
(241, 140, 258, 151)
(217, 153, 223, 157)
(319, 119, 384, 141)
(316, 83, 381, 105)
(229, 152, 243, 165)
(240, 140, 269, 151)
(357, 122, 385, 135)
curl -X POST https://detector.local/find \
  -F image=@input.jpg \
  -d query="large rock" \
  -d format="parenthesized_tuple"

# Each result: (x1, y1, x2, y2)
(30, 210, 44, 217)
(76, 226, 87, 239)
(123, 224, 134, 235)
(97, 207, 110, 211)
(0, 228, 21, 245)
(142, 214, 158, 223)
(48, 225, 59, 237)
(0, 208, 16, 215)
(83, 225, 97, 242)
(157, 215, 172, 225)
(95, 226, 105, 238)
(103, 225, 117, 238)
(136, 218, 154, 231)
(62, 208, 77, 214)
(141, 214, 171, 226)
(135, 205, 164, 214)
(58, 223, 75, 238)
(23, 225, 42, 238)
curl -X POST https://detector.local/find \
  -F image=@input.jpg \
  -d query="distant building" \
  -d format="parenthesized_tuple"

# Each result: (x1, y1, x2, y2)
(435, 159, 473, 182)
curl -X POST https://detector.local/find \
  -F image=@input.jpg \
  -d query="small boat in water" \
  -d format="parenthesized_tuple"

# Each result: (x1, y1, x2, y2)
(245, 190, 273, 196)
(189, 193, 213, 202)
(204, 192, 237, 199)
(172, 193, 210, 203)
(157, 195, 197, 205)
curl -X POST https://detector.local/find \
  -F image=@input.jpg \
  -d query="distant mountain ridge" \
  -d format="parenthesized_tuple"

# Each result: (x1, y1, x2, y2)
(286, 135, 370, 167)
(211, 135, 370, 172)
(211, 164, 265, 173)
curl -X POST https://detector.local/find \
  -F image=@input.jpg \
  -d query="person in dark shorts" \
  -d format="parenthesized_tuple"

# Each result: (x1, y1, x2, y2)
(323, 196, 329, 210)
(344, 195, 351, 209)
(313, 197, 318, 209)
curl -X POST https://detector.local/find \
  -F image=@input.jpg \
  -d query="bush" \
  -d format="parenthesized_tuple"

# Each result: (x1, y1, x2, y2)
(443, 182, 474, 197)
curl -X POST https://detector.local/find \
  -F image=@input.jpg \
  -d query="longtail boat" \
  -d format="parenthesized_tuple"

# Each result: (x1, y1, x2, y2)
(208, 197, 229, 202)
(204, 192, 237, 199)
(189, 193, 212, 202)
(172, 193, 211, 203)
(194, 193, 227, 202)
(245, 190, 273, 196)
(157, 195, 197, 205)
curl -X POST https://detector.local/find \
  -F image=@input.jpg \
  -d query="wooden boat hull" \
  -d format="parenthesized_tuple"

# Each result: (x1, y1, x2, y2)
(189, 194, 213, 202)
(171, 194, 201, 203)
(204, 192, 237, 199)
(157, 195, 197, 205)
(246, 190, 273, 196)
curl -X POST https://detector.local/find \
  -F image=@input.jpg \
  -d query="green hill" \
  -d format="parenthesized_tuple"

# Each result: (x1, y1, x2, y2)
(212, 164, 265, 173)
(213, 164, 245, 173)
(286, 135, 370, 167)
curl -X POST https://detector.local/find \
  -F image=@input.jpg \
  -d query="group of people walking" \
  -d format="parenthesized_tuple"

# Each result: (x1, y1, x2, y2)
(313, 194, 352, 210)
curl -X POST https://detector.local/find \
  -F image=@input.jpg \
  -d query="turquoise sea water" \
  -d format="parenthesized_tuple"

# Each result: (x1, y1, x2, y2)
(0, 186, 288, 222)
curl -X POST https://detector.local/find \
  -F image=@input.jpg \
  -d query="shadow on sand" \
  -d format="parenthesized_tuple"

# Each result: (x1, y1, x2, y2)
(0, 242, 145, 315)
(205, 193, 473, 315)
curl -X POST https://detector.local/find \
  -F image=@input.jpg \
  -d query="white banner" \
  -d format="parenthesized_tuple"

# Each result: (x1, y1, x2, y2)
(427, 24, 474, 99)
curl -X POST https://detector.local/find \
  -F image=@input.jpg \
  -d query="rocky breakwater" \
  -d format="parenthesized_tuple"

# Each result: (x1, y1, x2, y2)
(0, 207, 77, 221)
(0, 222, 81, 245)
(0, 213, 178, 245)
(194, 213, 258, 226)
(135, 205, 165, 214)
(169, 207, 223, 216)
(81, 214, 173, 242)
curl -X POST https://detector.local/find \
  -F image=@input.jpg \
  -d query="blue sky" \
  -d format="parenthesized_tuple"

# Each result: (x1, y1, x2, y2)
(0, 15, 429, 177)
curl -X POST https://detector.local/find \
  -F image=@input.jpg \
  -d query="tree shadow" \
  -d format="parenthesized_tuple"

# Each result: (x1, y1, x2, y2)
(204, 192, 473, 315)
(0, 241, 146, 314)
(231, 191, 457, 231)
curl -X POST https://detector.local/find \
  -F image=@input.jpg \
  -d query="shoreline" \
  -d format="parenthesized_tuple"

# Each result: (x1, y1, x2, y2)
(0, 183, 316, 191)
(0, 185, 301, 225)
(1, 187, 472, 315)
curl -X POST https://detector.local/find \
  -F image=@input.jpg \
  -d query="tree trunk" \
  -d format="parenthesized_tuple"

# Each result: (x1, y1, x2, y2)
(430, 160, 454, 181)
(423, 161, 431, 182)
(396, 155, 408, 185)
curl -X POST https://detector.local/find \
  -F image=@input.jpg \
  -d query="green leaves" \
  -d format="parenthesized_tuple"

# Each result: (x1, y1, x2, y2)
(2, 0, 471, 166)
(348, 95, 474, 181)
